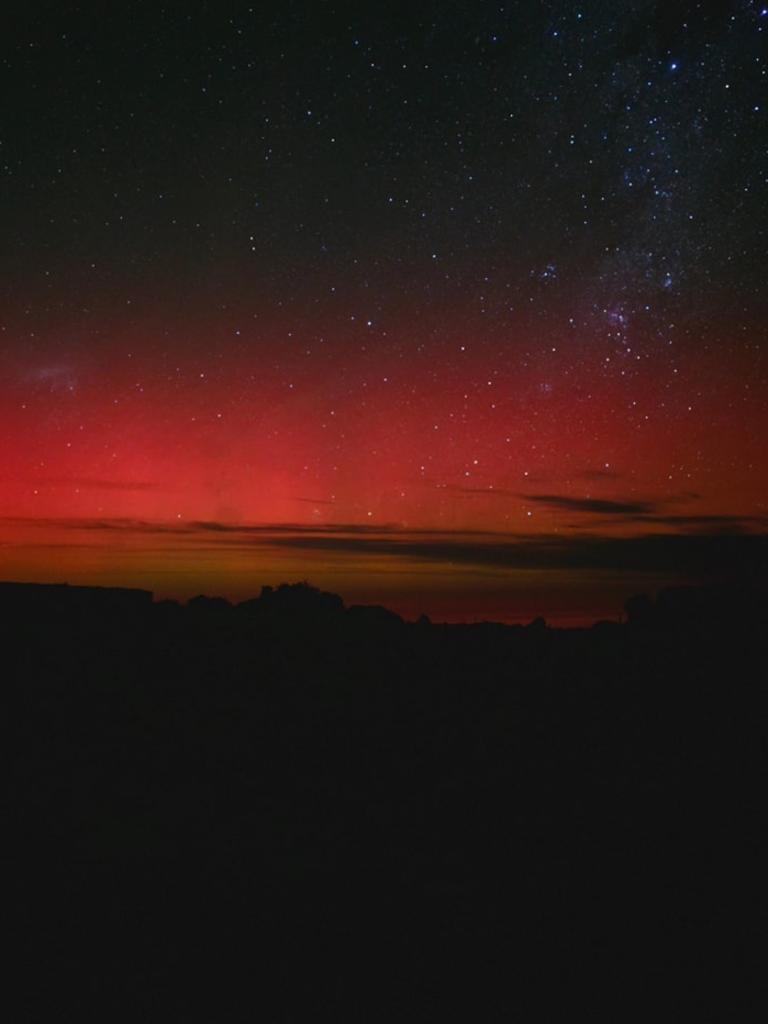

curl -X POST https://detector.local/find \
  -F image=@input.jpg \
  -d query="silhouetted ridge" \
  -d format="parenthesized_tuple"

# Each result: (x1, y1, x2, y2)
(2, 578, 766, 633)
(625, 582, 768, 632)
(0, 580, 152, 616)
(256, 580, 345, 618)
(2, 577, 764, 1020)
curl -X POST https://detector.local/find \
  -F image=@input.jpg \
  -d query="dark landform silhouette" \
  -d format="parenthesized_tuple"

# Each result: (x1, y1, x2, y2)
(4, 579, 765, 1021)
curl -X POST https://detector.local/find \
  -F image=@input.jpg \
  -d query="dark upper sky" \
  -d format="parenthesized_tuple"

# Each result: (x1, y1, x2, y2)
(1, 1, 766, 620)
(4, 1, 766, 314)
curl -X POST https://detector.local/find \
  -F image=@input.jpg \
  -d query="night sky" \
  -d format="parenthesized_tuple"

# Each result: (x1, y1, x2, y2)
(1, 1, 766, 622)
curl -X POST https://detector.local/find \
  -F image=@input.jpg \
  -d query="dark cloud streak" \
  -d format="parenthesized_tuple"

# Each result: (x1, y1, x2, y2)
(3, 517, 766, 579)
(526, 494, 659, 516)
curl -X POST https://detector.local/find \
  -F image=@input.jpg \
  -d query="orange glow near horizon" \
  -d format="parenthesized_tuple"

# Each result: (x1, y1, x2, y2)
(2, 311, 765, 624)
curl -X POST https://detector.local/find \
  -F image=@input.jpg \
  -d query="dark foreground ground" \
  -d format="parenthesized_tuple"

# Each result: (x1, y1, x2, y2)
(3, 580, 766, 1021)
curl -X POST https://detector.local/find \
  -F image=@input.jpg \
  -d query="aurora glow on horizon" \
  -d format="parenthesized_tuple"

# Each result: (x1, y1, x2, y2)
(1, 2, 766, 623)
